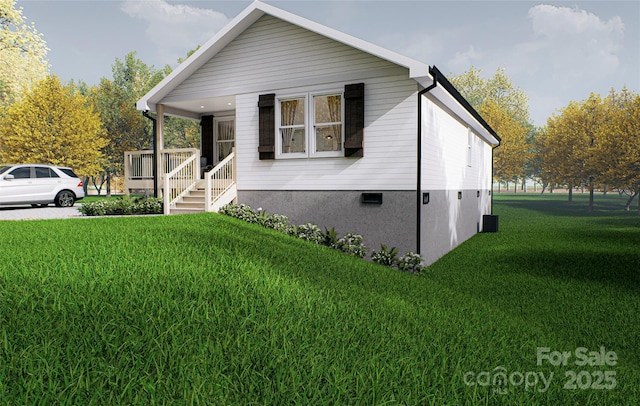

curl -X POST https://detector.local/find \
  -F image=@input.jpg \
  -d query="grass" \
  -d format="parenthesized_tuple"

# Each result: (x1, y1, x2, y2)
(0, 193, 638, 404)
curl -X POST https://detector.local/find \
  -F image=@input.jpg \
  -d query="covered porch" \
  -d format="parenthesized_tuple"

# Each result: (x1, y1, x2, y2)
(124, 100, 238, 215)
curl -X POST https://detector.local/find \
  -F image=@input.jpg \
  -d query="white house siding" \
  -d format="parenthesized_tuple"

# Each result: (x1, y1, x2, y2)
(236, 74, 417, 191)
(164, 15, 410, 102)
(419, 94, 494, 264)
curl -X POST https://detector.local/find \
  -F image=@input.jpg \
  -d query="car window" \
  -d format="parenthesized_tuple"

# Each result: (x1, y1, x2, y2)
(0, 166, 12, 175)
(9, 167, 31, 179)
(59, 168, 79, 178)
(35, 167, 60, 178)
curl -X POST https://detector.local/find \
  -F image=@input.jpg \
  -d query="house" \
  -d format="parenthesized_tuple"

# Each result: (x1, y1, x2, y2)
(129, 0, 500, 265)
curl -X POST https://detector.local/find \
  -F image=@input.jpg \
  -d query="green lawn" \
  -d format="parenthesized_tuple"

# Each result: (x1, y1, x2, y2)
(0, 193, 638, 404)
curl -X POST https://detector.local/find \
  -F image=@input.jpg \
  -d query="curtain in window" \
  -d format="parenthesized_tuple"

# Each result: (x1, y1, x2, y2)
(327, 95, 341, 144)
(217, 120, 235, 161)
(281, 99, 303, 153)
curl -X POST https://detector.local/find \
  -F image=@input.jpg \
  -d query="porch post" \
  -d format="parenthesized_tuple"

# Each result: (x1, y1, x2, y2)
(156, 104, 165, 196)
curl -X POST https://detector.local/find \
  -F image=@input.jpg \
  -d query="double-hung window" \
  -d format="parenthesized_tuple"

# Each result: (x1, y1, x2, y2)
(277, 91, 343, 158)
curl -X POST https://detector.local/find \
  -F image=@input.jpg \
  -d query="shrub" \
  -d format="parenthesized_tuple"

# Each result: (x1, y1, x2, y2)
(296, 223, 324, 244)
(219, 203, 257, 223)
(78, 196, 163, 216)
(322, 227, 339, 249)
(336, 233, 367, 258)
(256, 210, 290, 232)
(132, 197, 163, 214)
(371, 244, 399, 267)
(397, 252, 425, 274)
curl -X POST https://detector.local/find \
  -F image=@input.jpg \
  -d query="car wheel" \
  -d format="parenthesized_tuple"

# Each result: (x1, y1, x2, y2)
(55, 190, 75, 207)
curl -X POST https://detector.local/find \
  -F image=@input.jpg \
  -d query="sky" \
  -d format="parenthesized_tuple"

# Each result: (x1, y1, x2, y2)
(17, 0, 640, 126)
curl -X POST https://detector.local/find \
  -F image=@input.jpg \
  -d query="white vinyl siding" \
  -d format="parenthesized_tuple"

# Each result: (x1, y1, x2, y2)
(236, 75, 418, 191)
(164, 15, 407, 102)
(420, 94, 493, 192)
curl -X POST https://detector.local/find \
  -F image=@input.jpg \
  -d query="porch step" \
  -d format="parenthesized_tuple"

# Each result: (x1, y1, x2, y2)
(170, 188, 206, 214)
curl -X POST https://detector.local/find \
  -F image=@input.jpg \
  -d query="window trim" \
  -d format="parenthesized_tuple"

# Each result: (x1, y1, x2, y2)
(310, 91, 344, 158)
(275, 90, 344, 159)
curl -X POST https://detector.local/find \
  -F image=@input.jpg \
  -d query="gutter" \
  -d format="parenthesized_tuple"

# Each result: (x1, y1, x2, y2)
(416, 68, 438, 255)
(142, 111, 159, 198)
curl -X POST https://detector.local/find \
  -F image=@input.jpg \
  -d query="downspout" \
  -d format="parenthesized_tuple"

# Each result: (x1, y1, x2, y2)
(142, 110, 159, 198)
(416, 68, 438, 255)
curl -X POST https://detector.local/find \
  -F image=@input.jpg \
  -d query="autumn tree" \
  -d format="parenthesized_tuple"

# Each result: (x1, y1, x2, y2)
(450, 67, 532, 190)
(593, 90, 640, 213)
(0, 75, 107, 177)
(479, 100, 530, 188)
(536, 93, 609, 211)
(0, 0, 49, 108)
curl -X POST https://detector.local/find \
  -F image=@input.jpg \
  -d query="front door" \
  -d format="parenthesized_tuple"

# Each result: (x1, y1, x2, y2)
(214, 117, 235, 164)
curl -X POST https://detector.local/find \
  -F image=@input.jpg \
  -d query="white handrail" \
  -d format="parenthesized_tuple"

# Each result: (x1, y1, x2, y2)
(205, 149, 236, 212)
(163, 152, 199, 215)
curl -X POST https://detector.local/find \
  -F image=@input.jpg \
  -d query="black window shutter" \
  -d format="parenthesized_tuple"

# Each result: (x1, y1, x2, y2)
(258, 94, 276, 160)
(344, 83, 364, 157)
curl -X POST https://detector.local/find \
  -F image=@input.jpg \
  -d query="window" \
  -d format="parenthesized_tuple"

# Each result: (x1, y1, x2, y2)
(277, 92, 343, 158)
(313, 94, 342, 155)
(215, 118, 235, 162)
(467, 128, 473, 167)
(279, 97, 306, 156)
(10, 167, 31, 179)
(35, 166, 59, 178)
(59, 168, 79, 178)
(258, 83, 363, 160)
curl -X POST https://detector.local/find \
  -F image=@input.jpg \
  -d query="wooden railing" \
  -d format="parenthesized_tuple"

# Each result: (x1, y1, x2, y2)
(205, 148, 236, 212)
(163, 152, 199, 215)
(124, 148, 199, 193)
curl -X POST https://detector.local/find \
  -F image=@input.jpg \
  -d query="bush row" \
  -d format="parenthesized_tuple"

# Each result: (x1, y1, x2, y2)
(78, 196, 163, 216)
(218, 203, 425, 274)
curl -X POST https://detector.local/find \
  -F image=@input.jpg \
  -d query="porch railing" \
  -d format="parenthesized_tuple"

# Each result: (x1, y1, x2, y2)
(163, 152, 200, 215)
(205, 148, 236, 212)
(124, 148, 199, 193)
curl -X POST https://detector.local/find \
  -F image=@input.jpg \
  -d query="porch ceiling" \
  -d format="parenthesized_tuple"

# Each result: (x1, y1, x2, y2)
(162, 95, 236, 119)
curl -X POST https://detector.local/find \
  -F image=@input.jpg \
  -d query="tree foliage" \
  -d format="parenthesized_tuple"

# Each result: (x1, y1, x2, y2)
(0, 76, 107, 177)
(536, 88, 640, 212)
(478, 100, 530, 185)
(0, 0, 49, 108)
(450, 66, 530, 125)
(594, 90, 640, 211)
(450, 67, 532, 188)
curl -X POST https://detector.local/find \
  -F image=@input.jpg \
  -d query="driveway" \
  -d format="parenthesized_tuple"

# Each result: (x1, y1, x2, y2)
(0, 204, 84, 220)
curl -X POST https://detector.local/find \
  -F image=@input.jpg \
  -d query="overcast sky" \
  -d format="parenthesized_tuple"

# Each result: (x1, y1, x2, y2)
(17, 0, 640, 126)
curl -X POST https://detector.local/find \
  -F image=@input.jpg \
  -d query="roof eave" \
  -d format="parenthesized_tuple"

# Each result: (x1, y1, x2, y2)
(428, 66, 501, 146)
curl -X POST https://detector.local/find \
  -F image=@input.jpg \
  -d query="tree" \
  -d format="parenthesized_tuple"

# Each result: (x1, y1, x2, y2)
(536, 93, 609, 211)
(88, 51, 199, 195)
(479, 100, 530, 188)
(0, 0, 49, 108)
(87, 77, 149, 195)
(0, 76, 107, 177)
(450, 66, 530, 125)
(450, 67, 532, 190)
(593, 91, 640, 213)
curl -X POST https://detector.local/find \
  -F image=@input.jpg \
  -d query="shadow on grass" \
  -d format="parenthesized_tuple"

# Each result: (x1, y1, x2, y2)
(494, 193, 639, 218)
(491, 248, 640, 291)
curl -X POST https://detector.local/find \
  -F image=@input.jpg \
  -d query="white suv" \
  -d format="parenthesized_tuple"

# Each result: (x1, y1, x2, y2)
(0, 164, 85, 207)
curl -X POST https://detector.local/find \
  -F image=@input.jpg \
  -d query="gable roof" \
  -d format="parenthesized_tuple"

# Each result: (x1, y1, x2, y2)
(137, 0, 499, 146)
(137, 0, 431, 112)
